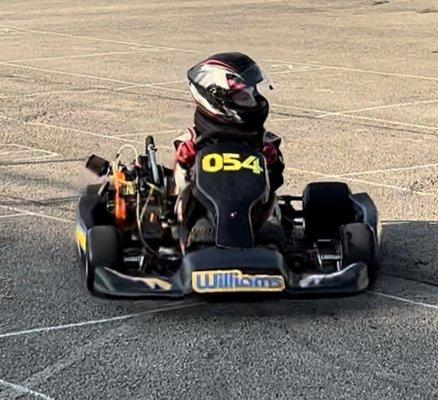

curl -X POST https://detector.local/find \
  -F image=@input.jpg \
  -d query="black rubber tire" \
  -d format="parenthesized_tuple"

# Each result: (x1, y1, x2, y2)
(303, 182, 355, 240)
(340, 222, 377, 283)
(84, 184, 101, 196)
(85, 225, 123, 293)
(257, 222, 286, 251)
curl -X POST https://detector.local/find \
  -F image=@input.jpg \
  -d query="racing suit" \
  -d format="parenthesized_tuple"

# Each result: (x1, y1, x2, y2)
(173, 109, 284, 194)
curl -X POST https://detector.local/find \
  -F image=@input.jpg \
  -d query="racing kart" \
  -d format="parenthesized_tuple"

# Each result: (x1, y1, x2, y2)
(75, 136, 379, 299)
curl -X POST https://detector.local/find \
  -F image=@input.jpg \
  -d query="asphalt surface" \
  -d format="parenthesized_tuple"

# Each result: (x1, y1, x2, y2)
(0, 1, 437, 399)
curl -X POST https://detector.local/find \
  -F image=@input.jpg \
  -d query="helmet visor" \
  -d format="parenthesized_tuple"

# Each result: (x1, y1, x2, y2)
(188, 62, 273, 93)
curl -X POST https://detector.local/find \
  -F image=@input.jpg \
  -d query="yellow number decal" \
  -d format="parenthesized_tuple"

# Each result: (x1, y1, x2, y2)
(202, 153, 223, 172)
(223, 153, 241, 171)
(201, 153, 263, 174)
(241, 155, 263, 174)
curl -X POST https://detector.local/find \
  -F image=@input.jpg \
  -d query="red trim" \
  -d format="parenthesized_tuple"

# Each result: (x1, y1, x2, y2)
(187, 127, 196, 140)
(227, 79, 246, 91)
(204, 59, 238, 72)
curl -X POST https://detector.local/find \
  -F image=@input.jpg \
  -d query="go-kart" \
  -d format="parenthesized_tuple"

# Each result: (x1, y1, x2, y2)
(75, 136, 379, 299)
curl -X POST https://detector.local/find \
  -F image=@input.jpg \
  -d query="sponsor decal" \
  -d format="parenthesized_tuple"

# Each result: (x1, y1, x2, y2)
(192, 269, 285, 293)
(108, 268, 172, 291)
(201, 153, 263, 174)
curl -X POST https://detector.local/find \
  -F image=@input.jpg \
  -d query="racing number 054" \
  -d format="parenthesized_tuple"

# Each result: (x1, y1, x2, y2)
(201, 153, 263, 174)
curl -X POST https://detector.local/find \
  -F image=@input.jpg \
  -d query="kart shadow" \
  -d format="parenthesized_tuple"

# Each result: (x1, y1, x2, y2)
(379, 219, 438, 286)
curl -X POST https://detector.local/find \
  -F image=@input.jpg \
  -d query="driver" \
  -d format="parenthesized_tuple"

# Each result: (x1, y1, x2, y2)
(174, 52, 284, 193)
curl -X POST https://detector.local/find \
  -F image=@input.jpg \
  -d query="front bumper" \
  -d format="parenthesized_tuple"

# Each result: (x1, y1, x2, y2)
(87, 247, 369, 299)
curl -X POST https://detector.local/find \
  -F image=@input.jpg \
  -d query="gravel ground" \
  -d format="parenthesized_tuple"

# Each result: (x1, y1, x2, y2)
(0, 1, 437, 399)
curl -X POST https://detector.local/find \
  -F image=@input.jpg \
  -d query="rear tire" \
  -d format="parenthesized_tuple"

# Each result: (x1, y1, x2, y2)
(303, 182, 355, 240)
(85, 225, 123, 293)
(340, 222, 377, 284)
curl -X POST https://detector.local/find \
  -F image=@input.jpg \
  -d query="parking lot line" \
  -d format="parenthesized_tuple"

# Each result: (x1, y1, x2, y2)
(338, 162, 438, 177)
(0, 88, 106, 100)
(25, 122, 174, 151)
(317, 99, 438, 118)
(0, 205, 72, 223)
(0, 149, 33, 156)
(0, 213, 26, 219)
(26, 122, 142, 144)
(369, 291, 438, 311)
(271, 103, 328, 115)
(12, 153, 59, 162)
(0, 61, 190, 95)
(3, 48, 160, 64)
(0, 61, 135, 85)
(2, 25, 202, 54)
(0, 301, 201, 339)
(286, 167, 434, 196)
(0, 379, 54, 400)
(263, 58, 438, 81)
(333, 114, 438, 133)
(115, 128, 180, 137)
(269, 67, 333, 75)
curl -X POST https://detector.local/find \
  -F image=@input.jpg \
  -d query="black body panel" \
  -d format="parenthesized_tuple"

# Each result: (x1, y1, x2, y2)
(194, 143, 268, 248)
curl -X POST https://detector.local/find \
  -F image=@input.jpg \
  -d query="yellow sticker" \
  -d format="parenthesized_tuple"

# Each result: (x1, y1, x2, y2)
(75, 227, 87, 251)
(201, 153, 263, 174)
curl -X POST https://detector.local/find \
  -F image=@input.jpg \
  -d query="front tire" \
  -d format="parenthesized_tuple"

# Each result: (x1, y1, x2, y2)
(85, 225, 123, 293)
(303, 182, 355, 240)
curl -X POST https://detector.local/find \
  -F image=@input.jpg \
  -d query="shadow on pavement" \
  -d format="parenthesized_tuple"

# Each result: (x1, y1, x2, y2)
(380, 220, 438, 286)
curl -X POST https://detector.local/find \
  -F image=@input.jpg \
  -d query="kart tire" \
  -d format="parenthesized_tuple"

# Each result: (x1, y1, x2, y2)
(84, 184, 101, 196)
(340, 222, 377, 283)
(85, 225, 123, 293)
(303, 182, 355, 240)
(257, 221, 286, 251)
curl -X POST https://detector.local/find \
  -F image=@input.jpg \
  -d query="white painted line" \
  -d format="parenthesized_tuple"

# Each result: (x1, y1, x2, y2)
(115, 82, 188, 94)
(333, 114, 438, 133)
(0, 149, 33, 156)
(0, 62, 134, 85)
(0, 301, 201, 339)
(0, 143, 60, 161)
(270, 104, 438, 135)
(317, 99, 438, 118)
(26, 122, 142, 144)
(0, 79, 186, 100)
(369, 291, 438, 311)
(0, 143, 58, 153)
(286, 167, 433, 196)
(147, 84, 187, 94)
(26, 122, 175, 152)
(338, 162, 438, 177)
(147, 79, 186, 86)
(269, 66, 333, 75)
(263, 58, 438, 81)
(0, 62, 190, 95)
(0, 213, 26, 219)
(115, 129, 180, 137)
(0, 88, 105, 100)
(0, 379, 54, 400)
(2, 26, 202, 54)
(4, 48, 159, 64)
(0, 205, 72, 224)
(12, 153, 59, 162)
(271, 103, 328, 115)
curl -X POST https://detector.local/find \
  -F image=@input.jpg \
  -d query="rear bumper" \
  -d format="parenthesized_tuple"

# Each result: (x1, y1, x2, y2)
(88, 247, 369, 299)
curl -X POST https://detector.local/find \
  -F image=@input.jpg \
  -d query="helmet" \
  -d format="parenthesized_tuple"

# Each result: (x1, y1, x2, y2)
(187, 52, 272, 128)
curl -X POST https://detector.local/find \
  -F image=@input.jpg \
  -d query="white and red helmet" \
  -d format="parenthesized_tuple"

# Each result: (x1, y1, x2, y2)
(187, 52, 272, 127)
